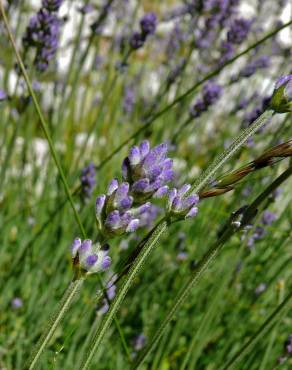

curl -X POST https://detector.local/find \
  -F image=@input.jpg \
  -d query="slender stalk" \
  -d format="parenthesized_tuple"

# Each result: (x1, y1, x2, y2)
(27, 278, 85, 370)
(79, 220, 168, 370)
(190, 110, 274, 193)
(132, 228, 233, 369)
(221, 291, 292, 370)
(132, 166, 292, 369)
(95, 21, 291, 171)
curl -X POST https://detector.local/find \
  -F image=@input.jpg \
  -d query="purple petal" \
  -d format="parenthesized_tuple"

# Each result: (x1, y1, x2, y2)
(185, 206, 198, 219)
(71, 238, 81, 258)
(96, 195, 106, 216)
(86, 254, 98, 267)
(139, 140, 150, 157)
(105, 211, 121, 229)
(178, 184, 191, 196)
(126, 219, 140, 232)
(80, 239, 92, 252)
(153, 186, 169, 198)
(132, 178, 149, 192)
(101, 256, 111, 270)
(129, 146, 141, 165)
(172, 196, 183, 211)
(107, 179, 119, 195)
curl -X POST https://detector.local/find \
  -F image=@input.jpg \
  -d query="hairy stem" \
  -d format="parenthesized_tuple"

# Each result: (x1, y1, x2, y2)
(27, 278, 84, 370)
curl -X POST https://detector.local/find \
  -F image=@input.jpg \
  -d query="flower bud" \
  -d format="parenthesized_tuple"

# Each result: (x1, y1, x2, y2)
(270, 75, 292, 113)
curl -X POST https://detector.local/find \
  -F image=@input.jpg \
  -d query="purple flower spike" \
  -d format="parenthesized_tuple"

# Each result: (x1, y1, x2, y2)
(80, 162, 96, 202)
(167, 185, 199, 220)
(227, 18, 252, 45)
(122, 141, 174, 201)
(23, 3, 62, 72)
(190, 82, 222, 118)
(261, 211, 276, 226)
(70, 238, 111, 274)
(140, 12, 157, 35)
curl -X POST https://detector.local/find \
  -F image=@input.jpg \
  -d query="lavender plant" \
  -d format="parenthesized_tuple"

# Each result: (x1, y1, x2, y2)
(1, 1, 292, 370)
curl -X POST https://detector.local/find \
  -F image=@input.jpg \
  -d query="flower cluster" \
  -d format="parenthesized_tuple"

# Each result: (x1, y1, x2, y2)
(189, 81, 222, 118)
(95, 141, 173, 238)
(130, 12, 157, 50)
(80, 162, 96, 202)
(232, 55, 270, 81)
(22, 0, 63, 71)
(167, 185, 199, 219)
(71, 238, 111, 274)
(227, 18, 252, 45)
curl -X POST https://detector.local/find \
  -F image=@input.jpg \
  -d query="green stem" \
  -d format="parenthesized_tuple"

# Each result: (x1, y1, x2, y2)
(221, 291, 292, 370)
(95, 20, 291, 171)
(133, 228, 233, 369)
(27, 278, 84, 370)
(79, 221, 168, 370)
(190, 110, 274, 193)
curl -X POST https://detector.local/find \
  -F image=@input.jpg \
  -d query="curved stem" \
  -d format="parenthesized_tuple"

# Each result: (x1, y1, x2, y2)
(190, 110, 274, 193)
(27, 278, 84, 370)
(79, 221, 168, 370)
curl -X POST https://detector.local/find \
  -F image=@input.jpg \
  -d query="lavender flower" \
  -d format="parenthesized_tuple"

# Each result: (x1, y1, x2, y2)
(130, 12, 157, 50)
(95, 180, 151, 237)
(167, 184, 199, 219)
(132, 333, 147, 351)
(23, 4, 62, 72)
(261, 211, 276, 225)
(96, 274, 117, 315)
(233, 55, 270, 80)
(140, 13, 157, 36)
(190, 82, 222, 118)
(219, 41, 234, 64)
(227, 18, 252, 45)
(270, 75, 292, 113)
(80, 162, 96, 202)
(0, 89, 7, 101)
(11, 297, 23, 309)
(122, 141, 173, 201)
(71, 238, 111, 274)
(123, 85, 135, 114)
